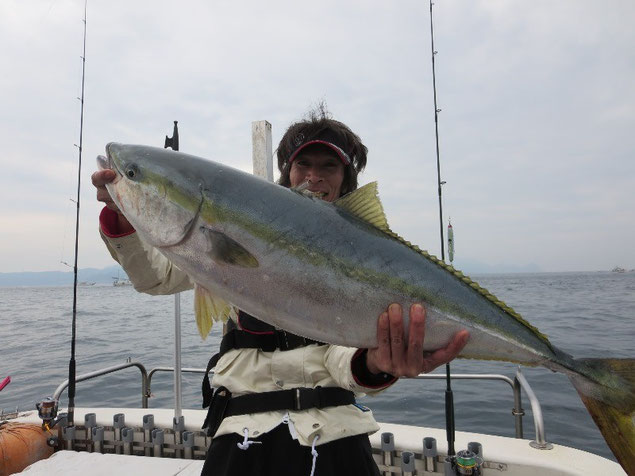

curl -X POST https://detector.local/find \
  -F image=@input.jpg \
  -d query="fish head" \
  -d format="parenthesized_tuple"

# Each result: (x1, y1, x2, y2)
(97, 143, 204, 248)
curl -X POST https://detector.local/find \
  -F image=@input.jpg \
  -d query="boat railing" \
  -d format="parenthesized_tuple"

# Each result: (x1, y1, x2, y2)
(52, 360, 149, 408)
(51, 362, 550, 448)
(513, 367, 552, 449)
(146, 366, 209, 397)
(413, 372, 523, 435)
(414, 367, 551, 449)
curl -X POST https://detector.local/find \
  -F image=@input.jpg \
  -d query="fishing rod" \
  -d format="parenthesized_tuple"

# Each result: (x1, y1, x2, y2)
(67, 0, 89, 428)
(428, 0, 456, 459)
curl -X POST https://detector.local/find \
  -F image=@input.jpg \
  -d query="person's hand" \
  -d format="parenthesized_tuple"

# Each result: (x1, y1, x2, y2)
(91, 169, 119, 211)
(91, 168, 133, 233)
(365, 303, 469, 377)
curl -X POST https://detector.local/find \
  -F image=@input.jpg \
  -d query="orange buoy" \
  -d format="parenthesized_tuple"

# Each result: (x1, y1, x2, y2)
(0, 422, 53, 475)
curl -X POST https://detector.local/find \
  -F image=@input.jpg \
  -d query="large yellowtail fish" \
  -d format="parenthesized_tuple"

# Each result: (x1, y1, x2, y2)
(98, 143, 634, 472)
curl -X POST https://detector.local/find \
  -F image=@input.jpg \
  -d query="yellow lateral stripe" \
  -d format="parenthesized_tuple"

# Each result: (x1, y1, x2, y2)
(333, 182, 552, 347)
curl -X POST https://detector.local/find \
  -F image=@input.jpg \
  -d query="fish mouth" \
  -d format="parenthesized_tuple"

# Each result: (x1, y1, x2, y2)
(105, 143, 124, 177)
(96, 153, 112, 171)
(96, 143, 124, 182)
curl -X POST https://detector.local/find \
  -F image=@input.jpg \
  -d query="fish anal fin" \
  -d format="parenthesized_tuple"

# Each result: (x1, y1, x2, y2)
(194, 283, 236, 339)
(334, 182, 390, 232)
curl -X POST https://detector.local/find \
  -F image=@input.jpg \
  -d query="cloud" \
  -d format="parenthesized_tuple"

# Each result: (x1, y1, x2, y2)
(1, 0, 634, 272)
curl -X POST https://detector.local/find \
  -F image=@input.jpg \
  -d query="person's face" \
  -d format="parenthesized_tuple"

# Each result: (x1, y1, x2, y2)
(289, 148, 345, 203)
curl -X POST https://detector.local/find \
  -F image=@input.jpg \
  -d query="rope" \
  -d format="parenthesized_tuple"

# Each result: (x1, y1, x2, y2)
(236, 428, 262, 450)
(309, 434, 320, 476)
(233, 416, 319, 476)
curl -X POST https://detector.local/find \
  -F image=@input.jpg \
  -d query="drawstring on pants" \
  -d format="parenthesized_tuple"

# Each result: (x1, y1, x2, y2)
(234, 420, 319, 476)
(309, 434, 320, 476)
(237, 428, 262, 450)
(282, 413, 320, 476)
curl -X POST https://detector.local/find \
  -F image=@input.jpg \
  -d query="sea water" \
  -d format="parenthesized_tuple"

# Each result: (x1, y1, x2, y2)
(1, 271, 633, 462)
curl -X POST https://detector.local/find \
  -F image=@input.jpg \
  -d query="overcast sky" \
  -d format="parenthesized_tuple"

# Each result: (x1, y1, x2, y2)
(2, 0, 634, 273)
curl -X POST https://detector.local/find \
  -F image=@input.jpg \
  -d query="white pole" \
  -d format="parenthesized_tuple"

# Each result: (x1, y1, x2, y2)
(162, 120, 184, 443)
(173, 293, 182, 420)
(221, 121, 272, 339)
(252, 120, 273, 181)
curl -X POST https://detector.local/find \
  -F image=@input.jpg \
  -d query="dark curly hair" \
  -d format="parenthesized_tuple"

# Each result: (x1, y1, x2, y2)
(277, 107, 368, 197)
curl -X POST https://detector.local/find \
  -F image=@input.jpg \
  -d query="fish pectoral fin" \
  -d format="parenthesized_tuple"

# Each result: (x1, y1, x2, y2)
(334, 182, 390, 232)
(194, 283, 236, 339)
(200, 227, 259, 268)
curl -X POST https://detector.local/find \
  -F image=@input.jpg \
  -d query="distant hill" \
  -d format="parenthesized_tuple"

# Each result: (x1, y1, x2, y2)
(0, 265, 128, 287)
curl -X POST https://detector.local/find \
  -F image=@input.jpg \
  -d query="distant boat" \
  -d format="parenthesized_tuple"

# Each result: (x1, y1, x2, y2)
(78, 281, 96, 286)
(611, 266, 626, 273)
(112, 277, 132, 286)
(112, 275, 132, 286)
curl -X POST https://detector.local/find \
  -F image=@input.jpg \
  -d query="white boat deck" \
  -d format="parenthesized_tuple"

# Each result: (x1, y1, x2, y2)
(13, 407, 626, 475)
(19, 451, 204, 476)
(368, 422, 625, 476)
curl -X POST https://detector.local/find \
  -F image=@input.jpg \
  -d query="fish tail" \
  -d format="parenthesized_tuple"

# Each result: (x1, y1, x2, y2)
(569, 358, 635, 474)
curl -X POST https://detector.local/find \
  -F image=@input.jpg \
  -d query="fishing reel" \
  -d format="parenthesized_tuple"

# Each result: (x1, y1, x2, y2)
(446, 448, 483, 476)
(36, 396, 59, 430)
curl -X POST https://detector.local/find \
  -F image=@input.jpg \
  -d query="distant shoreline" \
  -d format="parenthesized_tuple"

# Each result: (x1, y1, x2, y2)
(1, 267, 630, 288)
(0, 265, 128, 287)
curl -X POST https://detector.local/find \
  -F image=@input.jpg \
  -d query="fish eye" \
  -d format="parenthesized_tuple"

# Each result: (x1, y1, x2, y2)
(125, 165, 139, 179)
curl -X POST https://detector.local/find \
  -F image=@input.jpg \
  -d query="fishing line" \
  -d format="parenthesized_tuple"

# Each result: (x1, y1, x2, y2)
(66, 0, 88, 428)
(428, 0, 456, 458)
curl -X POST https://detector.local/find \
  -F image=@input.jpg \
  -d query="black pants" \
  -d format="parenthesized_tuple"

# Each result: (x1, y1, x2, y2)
(201, 425, 381, 476)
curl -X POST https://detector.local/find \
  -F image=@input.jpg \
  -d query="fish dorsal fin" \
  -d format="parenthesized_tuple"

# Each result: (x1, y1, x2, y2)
(194, 283, 237, 339)
(334, 182, 390, 232)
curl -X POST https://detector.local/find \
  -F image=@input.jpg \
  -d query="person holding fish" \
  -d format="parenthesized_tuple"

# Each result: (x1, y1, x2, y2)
(92, 109, 469, 476)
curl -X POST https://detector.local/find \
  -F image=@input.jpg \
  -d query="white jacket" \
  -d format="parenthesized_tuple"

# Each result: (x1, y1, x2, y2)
(100, 214, 394, 446)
